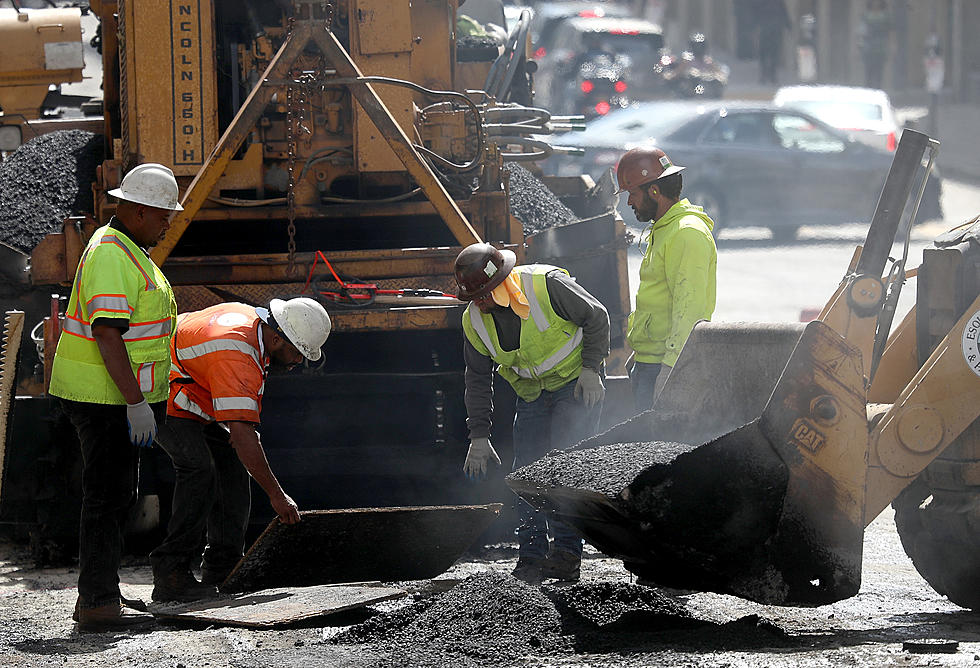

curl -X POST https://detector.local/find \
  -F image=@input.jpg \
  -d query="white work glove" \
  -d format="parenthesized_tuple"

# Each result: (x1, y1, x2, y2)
(653, 364, 672, 403)
(463, 437, 501, 480)
(574, 368, 605, 408)
(126, 399, 157, 448)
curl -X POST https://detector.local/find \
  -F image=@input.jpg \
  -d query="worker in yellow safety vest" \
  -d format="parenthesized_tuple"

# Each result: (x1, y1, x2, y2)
(617, 146, 717, 412)
(48, 163, 181, 632)
(454, 242, 609, 585)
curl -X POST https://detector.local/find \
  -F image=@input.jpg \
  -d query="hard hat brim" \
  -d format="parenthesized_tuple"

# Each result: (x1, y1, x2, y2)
(108, 187, 184, 211)
(614, 164, 686, 195)
(456, 249, 517, 301)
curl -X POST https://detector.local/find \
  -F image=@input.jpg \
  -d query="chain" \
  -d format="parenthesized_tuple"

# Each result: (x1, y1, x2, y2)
(284, 11, 299, 277)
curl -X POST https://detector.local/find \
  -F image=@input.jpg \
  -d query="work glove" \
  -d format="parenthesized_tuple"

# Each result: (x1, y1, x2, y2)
(653, 364, 672, 403)
(126, 399, 157, 448)
(463, 437, 501, 480)
(574, 368, 605, 408)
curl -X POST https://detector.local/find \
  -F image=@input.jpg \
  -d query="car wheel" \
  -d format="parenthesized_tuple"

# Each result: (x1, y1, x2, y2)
(684, 182, 725, 237)
(769, 225, 799, 243)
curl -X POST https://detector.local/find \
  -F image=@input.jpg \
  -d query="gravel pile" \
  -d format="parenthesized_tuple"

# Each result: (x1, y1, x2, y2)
(506, 162, 578, 234)
(334, 572, 564, 666)
(508, 441, 696, 497)
(551, 581, 690, 630)
(0, 130, 103, 253)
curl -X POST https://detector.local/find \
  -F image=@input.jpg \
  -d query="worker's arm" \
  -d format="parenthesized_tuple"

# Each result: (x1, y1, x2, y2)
(226, 420, 300, 524)
(663, 226, 716, 367)
(463, 338, 495, 440)
(92, 323, 143, 404)
(546, 272, 610, 371)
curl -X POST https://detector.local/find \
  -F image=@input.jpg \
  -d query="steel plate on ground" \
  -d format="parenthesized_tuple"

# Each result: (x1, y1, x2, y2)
(150, 584, 406, 628)
(222, 504, 502, 592)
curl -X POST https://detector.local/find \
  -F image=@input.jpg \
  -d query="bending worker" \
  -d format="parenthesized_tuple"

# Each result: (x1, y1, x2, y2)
(149, 297, 331, 602)
(48, 163, 182, 631)
(454, 243, 609, 584)
(617, 147, 717, 411)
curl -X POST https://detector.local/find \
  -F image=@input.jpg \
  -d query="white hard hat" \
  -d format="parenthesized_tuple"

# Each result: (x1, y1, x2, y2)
(258, 297, 331, 361)
(108, 163, 184, 211)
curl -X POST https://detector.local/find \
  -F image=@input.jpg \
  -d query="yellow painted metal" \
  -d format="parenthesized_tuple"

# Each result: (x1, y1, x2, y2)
(150, 27, 309, 265)
(866, 292, 980, 519)
(122, 0, 217, 176)
(868, 307, 919, 403)
(0, 7, 83, 120)
(351, 0, 415, 173)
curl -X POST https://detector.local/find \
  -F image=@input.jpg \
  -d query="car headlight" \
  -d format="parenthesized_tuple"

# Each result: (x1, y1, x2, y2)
(0, 124, 23, 152)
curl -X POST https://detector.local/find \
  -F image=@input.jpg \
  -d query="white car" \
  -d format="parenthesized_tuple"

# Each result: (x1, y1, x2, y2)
(773, 85, 899, 152)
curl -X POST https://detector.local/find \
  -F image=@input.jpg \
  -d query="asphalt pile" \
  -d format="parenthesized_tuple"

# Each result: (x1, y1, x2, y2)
(0, 130, 104, 253)
(334, 572, 563, 666)
(508, 441, 697, 497)
(506, 162, 578, 234)
(551, 581, 691, 631)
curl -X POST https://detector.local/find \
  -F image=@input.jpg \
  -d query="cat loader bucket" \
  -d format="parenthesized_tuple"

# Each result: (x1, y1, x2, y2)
(509, 130, 943, 606)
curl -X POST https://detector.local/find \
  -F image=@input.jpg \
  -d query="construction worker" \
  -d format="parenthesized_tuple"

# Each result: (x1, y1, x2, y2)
(48, 163, 182, 631)
(454, 243, 609, 584)
(617, 147, 717, 411)
(149, 297, 331, 602)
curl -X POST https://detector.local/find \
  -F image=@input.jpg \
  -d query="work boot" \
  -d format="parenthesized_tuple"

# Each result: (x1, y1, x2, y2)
(200, 567, 230, 589)
(76, 602, 154, 633)
(152, 568, 218, 603)
(542, 551, 581, 583)
(511, 557, 545, 585)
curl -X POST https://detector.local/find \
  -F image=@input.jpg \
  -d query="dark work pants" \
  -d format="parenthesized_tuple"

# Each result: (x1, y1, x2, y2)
(149, 416, 251, 581)
(61, 398, 165, 609)
(630, 361, 662, 414)
(512, 380, 601, 562)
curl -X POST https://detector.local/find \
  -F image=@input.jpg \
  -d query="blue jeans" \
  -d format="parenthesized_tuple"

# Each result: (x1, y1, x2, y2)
(150, 416, 251, 581)
(630, 361, 662, 414)
(61, 398, 165, 609)
(512, 380, 601, 562)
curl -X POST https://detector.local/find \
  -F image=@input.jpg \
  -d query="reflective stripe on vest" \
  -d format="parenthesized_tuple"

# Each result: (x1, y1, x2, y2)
(61, 314, 172, 342)
(175, 337, 264, 373)
(213, 396, 260, 413)
(137, 362, 156, 393)
(174, 390, 211, 421)
(86, 295, 131, 316)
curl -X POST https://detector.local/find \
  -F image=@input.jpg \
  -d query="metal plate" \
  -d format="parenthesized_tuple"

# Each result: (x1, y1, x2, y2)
(150, 584, 406, 628)
(222, 504, 502, 593)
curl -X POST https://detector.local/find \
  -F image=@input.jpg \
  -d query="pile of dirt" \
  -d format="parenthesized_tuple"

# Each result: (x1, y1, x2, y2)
(334, 572, 564, 666)
(509, 441, 696, 497)
(551, 581, 692, 631)
(0, 130, 104, 253)
(506, 162, 578, 234)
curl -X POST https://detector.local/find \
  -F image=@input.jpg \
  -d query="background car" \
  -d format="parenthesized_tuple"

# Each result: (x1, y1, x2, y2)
(533, 16, 664, 113)
(773, 85, 900, 152)
(546, 100, 942, 239)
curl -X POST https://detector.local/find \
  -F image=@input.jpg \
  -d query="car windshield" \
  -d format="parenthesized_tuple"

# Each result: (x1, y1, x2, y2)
(583, 32, 664, 63)
(577, 103, 696, 143)
(783, 100, 884, 125)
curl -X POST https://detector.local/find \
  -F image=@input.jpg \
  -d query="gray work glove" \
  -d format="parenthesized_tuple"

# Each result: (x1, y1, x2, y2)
(463, 437, 501, 480)
(574, 367, 605, 408)
(653, 364, 672, 403)
(126, 399, 157, 448)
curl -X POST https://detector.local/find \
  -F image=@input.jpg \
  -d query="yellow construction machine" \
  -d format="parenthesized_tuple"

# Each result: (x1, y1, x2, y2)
(0, 0, 630, 559)
(509, 130, 980, 611)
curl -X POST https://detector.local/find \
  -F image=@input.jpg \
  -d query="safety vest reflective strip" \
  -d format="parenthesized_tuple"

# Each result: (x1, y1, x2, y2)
(174, 390, 211, 420)
(137, 362, 156, 392)
(466, 273, 584, 380)
(86, 295, 132, 316)
(61, 314, 172, 342)
(213, 396, 260, 412)
(175, 338, 263, 372)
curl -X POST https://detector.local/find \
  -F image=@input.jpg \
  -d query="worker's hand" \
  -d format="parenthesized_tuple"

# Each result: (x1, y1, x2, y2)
(574, 368, 605, 408)
(125, 399, 157, 447)
(272, 492, 301, 525)
(653, 364, 672, 403)
(463, 437, 501, 480)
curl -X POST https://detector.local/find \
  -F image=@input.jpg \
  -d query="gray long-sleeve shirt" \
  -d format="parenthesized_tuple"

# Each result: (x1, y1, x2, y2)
(463, 269, 610, 440)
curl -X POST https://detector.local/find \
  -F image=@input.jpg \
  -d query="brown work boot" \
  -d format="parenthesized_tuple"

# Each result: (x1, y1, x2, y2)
(152, 568, 218, 603)
(511, 557, 545, 585)
(542, 551, 581, 582)
(76, 602, 154, 633)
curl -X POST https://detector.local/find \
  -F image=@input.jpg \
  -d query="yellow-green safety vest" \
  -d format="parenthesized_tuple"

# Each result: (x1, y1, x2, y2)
(463, 265, 584, 402)
(49, 224, 176, 404)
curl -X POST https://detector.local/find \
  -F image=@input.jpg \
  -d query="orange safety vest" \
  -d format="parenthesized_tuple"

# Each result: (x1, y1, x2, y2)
(168, 302, 269, 424)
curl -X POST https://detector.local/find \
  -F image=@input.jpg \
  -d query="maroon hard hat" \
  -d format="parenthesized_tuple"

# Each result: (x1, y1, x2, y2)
(615, 146, 685, 194)
(454, 243, 517, 301)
